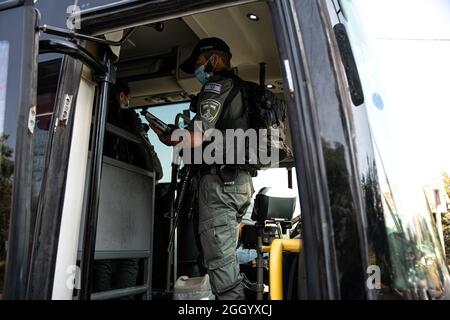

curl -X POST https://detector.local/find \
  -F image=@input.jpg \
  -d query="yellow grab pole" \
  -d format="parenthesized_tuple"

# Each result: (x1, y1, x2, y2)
(262, 239, 302, 300)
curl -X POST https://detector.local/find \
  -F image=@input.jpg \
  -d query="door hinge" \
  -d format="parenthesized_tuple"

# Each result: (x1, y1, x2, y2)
(59, 94, 73, 126)
(28, 105, 36, 134)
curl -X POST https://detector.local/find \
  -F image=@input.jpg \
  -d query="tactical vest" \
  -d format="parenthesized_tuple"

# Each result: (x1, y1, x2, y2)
(215, 75, 293, 169)
(213, 76, 253, 168)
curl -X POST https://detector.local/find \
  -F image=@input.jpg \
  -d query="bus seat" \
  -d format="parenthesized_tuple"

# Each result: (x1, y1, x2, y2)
(78, 156, 155, 260)
(251, 187, 297, 223)
(240, 187, 297, 248)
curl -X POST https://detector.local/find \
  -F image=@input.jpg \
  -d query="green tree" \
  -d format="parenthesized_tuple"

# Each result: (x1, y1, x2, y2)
(442, 172, 450, 199)
(0, 134, 14, 293)
(441, 172, 450, 264)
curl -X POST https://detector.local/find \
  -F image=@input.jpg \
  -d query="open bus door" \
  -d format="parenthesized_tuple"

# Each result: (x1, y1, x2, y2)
(27, 35, 117, 300)
(0, 0, 39, 300)
(1, 0, 120, 299)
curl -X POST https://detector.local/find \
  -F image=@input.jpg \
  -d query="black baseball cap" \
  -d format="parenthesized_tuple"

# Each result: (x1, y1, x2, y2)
(180, 37, 232, 74)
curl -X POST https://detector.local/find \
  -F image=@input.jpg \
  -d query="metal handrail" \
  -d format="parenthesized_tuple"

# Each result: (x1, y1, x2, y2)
(262, 239, 302, 300)
(39, 24, 137, 47)
(91, 285, 148, 300)
(39, 39, 107, 75)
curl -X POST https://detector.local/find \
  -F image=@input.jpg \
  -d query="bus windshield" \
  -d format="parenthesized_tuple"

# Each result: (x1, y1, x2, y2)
(340, 0, 450, 297)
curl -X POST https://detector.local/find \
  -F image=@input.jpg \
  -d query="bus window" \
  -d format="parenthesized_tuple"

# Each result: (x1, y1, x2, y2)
(0, 41, 10, 299)
(137, 103, 192, 184)
(336, 0, 450, 298)
(31, 59, 63, 215)
(1, 54, 62, 298)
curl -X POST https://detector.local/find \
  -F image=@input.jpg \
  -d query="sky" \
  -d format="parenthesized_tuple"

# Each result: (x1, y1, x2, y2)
(138, 103, 191, 183)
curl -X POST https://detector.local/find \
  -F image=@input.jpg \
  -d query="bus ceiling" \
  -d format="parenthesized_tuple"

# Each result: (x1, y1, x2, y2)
(76, 0, 259, 36)
(37, 0, 291, 144)
(86, 1, 285, 106)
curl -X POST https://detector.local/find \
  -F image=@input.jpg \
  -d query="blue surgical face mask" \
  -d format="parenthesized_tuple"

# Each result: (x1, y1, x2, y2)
(194, 58, 214, 85)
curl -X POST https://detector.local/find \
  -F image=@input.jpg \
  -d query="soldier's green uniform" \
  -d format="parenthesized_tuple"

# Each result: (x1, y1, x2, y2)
(192, 70, 254, 300)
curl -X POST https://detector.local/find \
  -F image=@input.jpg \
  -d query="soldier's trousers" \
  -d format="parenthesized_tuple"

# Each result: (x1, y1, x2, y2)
(198, 169, 254, 300)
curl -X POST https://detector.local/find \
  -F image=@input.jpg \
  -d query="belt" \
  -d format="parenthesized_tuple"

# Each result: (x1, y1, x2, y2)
(197, 165, 220, 177)
(197, 165, 256, 177)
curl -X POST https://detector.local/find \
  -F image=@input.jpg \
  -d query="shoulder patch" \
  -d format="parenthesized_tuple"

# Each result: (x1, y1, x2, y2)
(200, 99, 221, 123)
(204, 83, 222, 95)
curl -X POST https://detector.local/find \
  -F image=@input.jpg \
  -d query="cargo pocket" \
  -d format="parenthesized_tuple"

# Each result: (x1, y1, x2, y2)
(223, 183, 250, 195)
(223, 183, 252, 219)
(198, 214, 235, 270)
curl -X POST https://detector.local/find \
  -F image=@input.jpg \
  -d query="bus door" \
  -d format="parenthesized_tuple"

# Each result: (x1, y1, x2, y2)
(268, 0, 370, 299)
(1, 0, 119, 299)
(26, 40, 113, 300)
(0, 0, 39, 300)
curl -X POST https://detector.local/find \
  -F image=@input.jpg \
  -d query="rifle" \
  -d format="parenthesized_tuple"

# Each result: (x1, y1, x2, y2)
(167, 164, 194, 253)
(165, 156, 195, 292)
(256, 62, 266, 300)
(259, 62, 266, 88)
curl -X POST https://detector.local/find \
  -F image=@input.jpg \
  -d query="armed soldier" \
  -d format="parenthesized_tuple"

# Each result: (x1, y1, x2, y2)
(150, 38, 255, 300)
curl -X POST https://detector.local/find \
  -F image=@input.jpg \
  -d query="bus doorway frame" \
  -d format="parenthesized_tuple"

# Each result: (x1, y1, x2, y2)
(3, 0, 372, 300)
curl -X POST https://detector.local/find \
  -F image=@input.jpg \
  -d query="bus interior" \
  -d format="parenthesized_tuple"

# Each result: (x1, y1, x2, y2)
(33, 1, 302, 300)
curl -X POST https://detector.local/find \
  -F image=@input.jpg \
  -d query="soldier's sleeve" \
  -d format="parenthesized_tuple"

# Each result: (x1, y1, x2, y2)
(128, 110, 164, 180)
(143, 136, 164, 180)
(191, 78, 234, 134)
